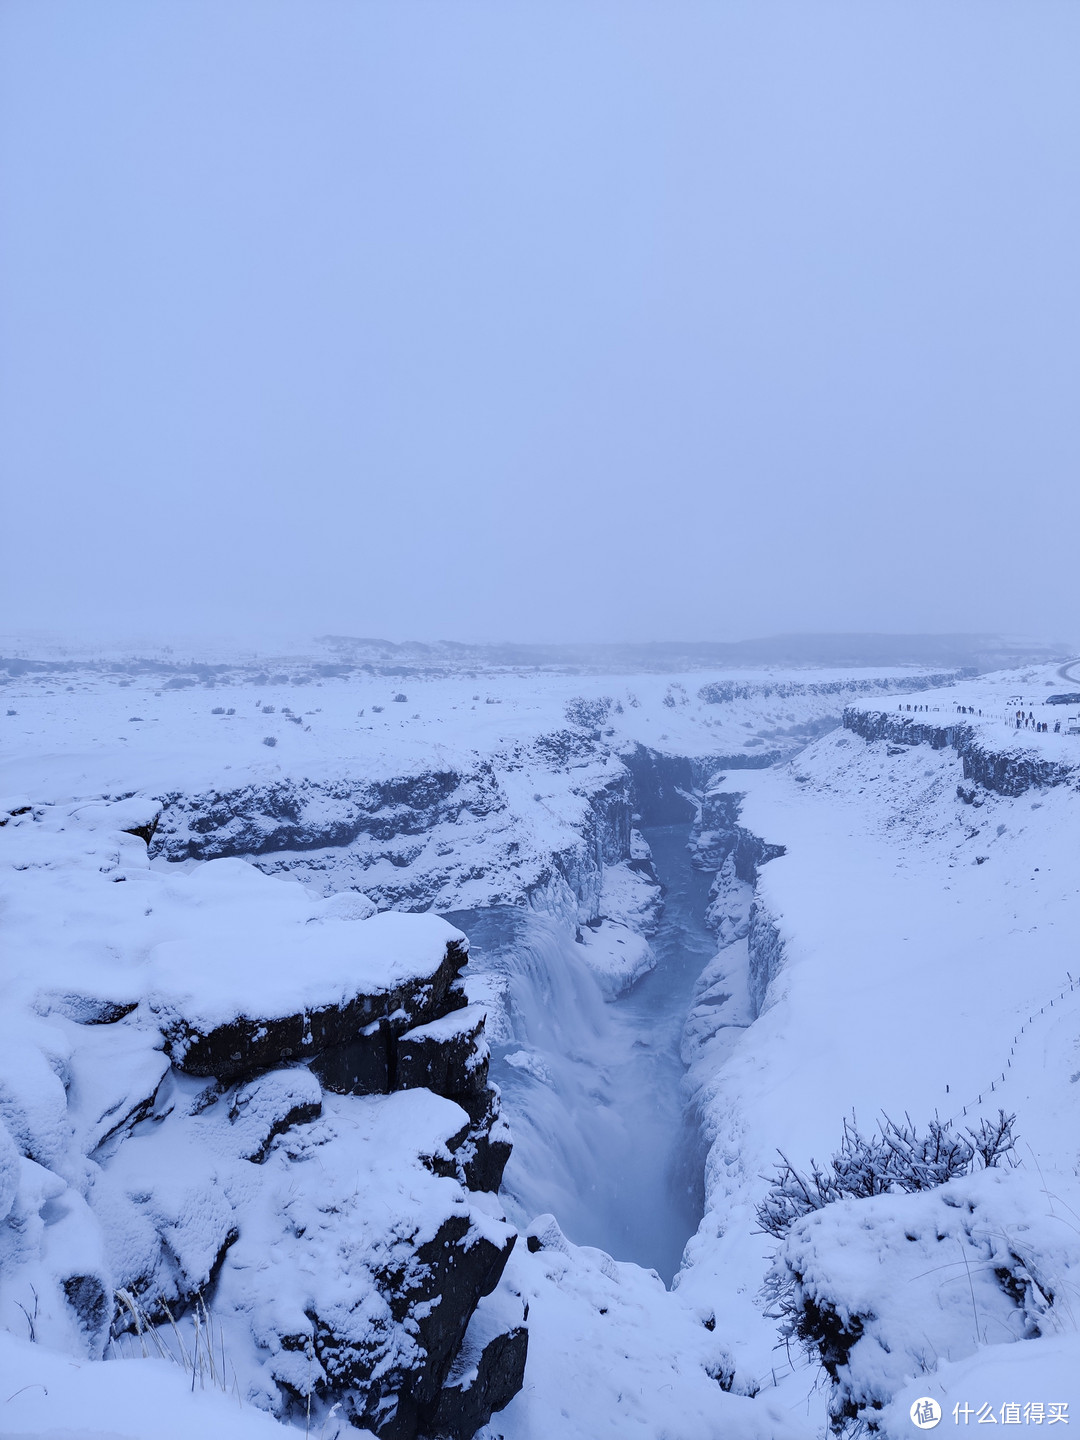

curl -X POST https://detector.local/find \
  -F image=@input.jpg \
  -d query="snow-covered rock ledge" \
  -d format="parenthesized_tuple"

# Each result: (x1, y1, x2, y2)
(148, 726, 638, 926)
(843, 706, 1080, 796)
(0, 798, 526, 1439)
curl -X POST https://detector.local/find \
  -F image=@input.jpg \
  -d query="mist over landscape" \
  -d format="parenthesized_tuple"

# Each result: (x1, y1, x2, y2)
(3, 5, 1080, 1440)
(3, 2, 1080, 651)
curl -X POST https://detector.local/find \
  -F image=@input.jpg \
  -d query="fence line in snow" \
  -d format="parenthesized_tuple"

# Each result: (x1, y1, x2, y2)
(941, 971, 1079, 1132)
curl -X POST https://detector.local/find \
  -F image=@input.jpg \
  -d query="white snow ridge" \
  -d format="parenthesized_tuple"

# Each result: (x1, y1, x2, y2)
(2, 656, 1079, 1437)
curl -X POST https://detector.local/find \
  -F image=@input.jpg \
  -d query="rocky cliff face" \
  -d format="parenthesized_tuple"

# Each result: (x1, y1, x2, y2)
(1, 805, 527, 1440)
(676, 783, 789, 1021)
(148, 730, 638, 927)
(843, 708, 1080, 797)
(688, 787, 785, 881)
(745, 899, 787, 1019)
(699, 672, 963, 706)
(618, 744, 781, 827)
(154, 933, 526, 1440)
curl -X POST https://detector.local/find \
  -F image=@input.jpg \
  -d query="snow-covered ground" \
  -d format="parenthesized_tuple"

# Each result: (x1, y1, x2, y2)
(677, 665, 1080, 1429)
(0, 662, 958, 808)
(4, 654, 1080, 1437)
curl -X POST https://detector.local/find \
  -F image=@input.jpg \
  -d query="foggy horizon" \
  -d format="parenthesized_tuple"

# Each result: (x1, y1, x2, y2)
(4, 2, 1080, 646)
(2, 625, 1073, 675)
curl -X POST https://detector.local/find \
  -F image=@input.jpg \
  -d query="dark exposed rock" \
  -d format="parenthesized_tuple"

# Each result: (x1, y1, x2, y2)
(397, 1006, 489, 1101)
(620, 744, 776, 833)
(44, 993, 139, 1025)
(620, 744, 697, 824)
(688, 788, 786, 879)
(424, 1289, 529, 1440)
(94, 1073, 170, 1153)
(330, 1218, 517, 1440)
(63, 1273, 111, 1346)
(117, 1222, 241, 1334)
(142, 910, 525, 1438)
(453, 1088, 513, 1194)
(122, 811, 161, 846)
(844, 708, 1080, 797)
(425, 1325, 528, 1439)
(161, 937, 468, 1085)
(698, 672, 961, 705)
(523, 1213, 572, 1256)
(314, 999, 510, 1192)
(311, 1016, 397, 1096)
(564, 695, 613, 736)
(152, 770, 502, 863)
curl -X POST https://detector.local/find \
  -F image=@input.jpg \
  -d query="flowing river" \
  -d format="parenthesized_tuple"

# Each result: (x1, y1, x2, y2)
(453, 823, 717, 1283)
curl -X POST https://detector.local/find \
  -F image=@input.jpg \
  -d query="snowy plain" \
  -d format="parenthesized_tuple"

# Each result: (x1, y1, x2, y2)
(3, 655, 1080, 1437)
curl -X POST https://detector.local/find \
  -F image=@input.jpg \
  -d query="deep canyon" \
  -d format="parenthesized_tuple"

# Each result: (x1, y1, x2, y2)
(4, 658, 1080, 1439)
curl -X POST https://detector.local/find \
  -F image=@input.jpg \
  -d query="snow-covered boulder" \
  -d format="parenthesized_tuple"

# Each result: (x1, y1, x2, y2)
(575, 919, 654, 999)
(150, 905, 468, 1084)
(765, 1168, 1080, 1433)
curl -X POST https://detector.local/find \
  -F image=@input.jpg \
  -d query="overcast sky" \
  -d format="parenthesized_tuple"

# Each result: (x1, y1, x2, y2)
(2, 1, 1079, 648)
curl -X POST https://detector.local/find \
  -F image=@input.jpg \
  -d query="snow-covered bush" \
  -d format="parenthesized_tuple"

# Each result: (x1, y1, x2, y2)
(760, 1167, 1077, 1435)
(753, 1114, 1079, 1436)
(563, 696, 612, 733)
(755, 1110, 1016, 1240)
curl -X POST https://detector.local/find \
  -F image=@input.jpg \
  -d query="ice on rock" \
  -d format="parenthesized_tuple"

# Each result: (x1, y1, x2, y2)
(575, 918, 653, 999)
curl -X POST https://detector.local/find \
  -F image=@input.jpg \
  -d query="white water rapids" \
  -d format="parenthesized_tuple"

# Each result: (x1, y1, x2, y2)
(452, 824, 717, 1282)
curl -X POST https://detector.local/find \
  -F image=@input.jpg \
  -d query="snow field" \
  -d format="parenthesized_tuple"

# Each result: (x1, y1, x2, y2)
(7, 656, 1080, 1436)
(675, 669, 1080, 1424)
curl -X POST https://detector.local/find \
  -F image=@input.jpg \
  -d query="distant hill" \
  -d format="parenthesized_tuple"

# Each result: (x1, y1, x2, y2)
(316, 632, 1072, 674)
(1, 631, 1071, 680)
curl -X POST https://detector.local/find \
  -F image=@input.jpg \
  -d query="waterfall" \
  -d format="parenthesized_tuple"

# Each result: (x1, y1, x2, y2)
(445, 823, 714, 1283)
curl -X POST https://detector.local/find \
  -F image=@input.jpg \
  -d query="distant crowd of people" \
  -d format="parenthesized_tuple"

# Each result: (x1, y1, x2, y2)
(895, 702, 984, 715)
(892, 699, 1074, 735)
(1015, 710, 1058, 733)
(893, 699, 1070, 733)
